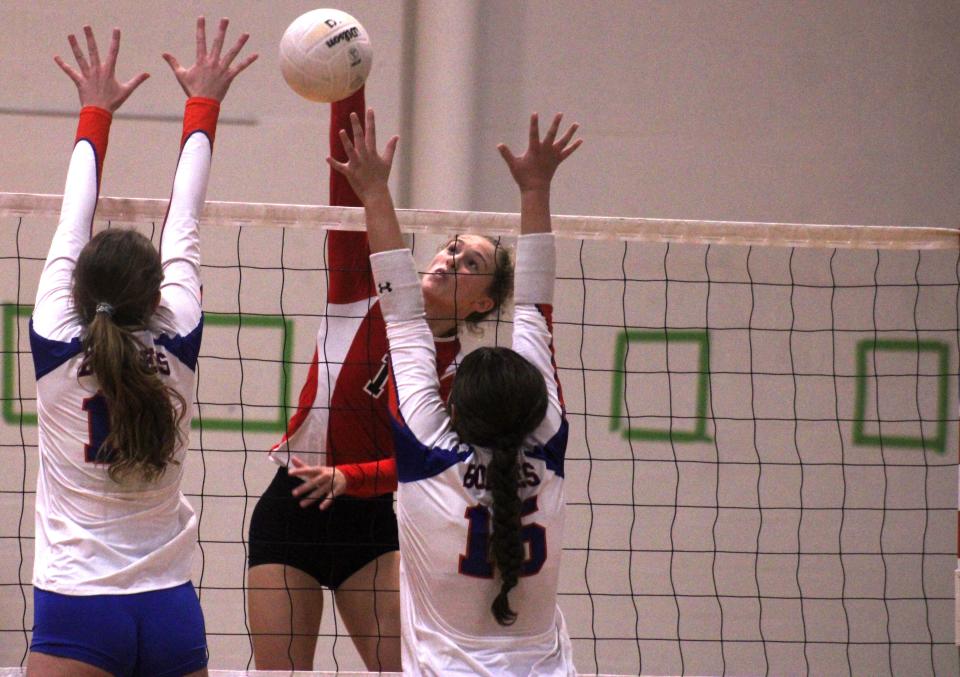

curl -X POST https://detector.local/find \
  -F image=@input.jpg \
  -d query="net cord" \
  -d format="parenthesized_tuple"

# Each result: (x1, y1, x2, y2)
(1, 192, 957, 250)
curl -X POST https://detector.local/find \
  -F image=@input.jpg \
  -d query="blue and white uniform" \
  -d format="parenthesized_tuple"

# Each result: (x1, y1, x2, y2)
(372, 233, 575, 676)
(29, 99, 218, 677)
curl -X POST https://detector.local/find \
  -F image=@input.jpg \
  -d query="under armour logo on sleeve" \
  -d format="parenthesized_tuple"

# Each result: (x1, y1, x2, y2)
(378, 282, 393, 294)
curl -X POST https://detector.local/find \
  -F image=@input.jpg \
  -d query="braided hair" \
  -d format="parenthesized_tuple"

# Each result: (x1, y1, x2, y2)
(449, 346, 548, 625)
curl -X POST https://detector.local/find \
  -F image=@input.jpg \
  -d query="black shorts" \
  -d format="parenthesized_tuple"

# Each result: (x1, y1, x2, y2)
(248, 466, 399, 590)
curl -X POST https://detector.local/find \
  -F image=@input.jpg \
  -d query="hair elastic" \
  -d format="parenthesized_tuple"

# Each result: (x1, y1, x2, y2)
(95, 302, 115, 317)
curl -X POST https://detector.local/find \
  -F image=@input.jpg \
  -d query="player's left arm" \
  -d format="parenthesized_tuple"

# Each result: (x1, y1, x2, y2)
(497, 112, 581, 236)
(35, 27, 148, 340)
(154, 17, 257, 336)
(288, 456, 397, 508)
(499, 113, 581, 443)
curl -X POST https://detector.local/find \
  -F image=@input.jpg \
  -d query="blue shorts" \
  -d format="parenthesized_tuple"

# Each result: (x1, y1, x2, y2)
(31, 581, 208, 677)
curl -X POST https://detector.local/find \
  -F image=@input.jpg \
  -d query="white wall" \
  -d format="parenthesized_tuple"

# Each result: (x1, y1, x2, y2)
(1, 1, 957, 225)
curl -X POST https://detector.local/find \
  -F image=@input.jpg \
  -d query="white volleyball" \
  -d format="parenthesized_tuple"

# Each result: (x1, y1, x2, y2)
(279, 9, 373, 103)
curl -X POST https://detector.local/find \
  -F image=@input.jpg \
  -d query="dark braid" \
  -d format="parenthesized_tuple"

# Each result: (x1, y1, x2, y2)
(448, 346, 548, 625)
(488, 441, 524, 625)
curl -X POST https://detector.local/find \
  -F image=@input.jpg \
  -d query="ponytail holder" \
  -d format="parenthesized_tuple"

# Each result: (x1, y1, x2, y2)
(95, 302, 115, 317)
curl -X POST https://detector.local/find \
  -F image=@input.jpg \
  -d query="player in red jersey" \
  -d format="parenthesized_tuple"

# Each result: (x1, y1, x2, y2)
(246, 89, 514, 671)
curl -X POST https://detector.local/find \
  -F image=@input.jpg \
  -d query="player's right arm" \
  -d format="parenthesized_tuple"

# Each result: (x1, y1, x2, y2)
(34, 27, 148, 340)
(283, 91, 396, 507)
(327, 88, 375, 302)
(268, 90, 371, 468)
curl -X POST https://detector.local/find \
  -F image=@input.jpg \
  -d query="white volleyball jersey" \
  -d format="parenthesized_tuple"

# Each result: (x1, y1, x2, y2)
(30, 99, 219, 595)
(372, 233, 575, 676)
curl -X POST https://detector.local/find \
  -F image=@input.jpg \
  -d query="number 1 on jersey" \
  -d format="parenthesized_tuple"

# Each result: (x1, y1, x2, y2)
(81, 392, 112, 463)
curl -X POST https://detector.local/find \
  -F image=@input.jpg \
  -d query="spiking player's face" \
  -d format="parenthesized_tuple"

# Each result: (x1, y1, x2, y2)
(421, 234, 497, 322)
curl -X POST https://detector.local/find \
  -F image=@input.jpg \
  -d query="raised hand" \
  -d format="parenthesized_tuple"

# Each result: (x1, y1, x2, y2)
(54, 27, 149, 112)
(497, 113, 582, 193)
(327, 108, 399, 203)
(163, 17, 258, 102)
(287, 456, 346, 511)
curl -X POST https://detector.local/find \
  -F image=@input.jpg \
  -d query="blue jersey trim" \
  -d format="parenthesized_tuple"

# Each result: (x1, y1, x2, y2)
(156, 316, 203, 372)
(522, 418, 568, 479)
(392, 417, 568, 482)
(29, 320, 84, 381)
(392, 419, 472, 483)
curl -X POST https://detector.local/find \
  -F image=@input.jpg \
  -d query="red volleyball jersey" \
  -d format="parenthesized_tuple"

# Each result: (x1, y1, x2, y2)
(268, 89, 461, 496)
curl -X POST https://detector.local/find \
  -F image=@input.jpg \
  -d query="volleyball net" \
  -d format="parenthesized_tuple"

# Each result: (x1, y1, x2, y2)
(0, 193, 957, 676)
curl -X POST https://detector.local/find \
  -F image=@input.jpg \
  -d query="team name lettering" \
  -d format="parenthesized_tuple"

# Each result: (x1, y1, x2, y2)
(78, 348, 170, 377)
(326, 26, 360, 49)
(143, 348, 171, 376)
(462, 461, 541, 490)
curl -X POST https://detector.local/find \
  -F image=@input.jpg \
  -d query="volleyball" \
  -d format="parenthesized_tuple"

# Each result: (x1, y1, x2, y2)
(279, 9, 372, 102)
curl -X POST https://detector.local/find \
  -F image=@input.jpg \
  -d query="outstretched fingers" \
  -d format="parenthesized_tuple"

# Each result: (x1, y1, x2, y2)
(327, 108, 399, 201)
(326, 155, 349, 175)
(67, 33, 88, 73)
(498, 111, 582, 191)
(350, 111, 365, 150)
(57, 25, 149, 111)
(543, 112, 562, 145)
(104, 28, 121, 76)
(555, 119, 578, 149)
(166, 16, 257, 101)
(559, 136, 583, 162)
(209, 17, 229, 61)
(364, 107, 377, 152)
(222, 31, 250, 68)
(528, 112, 540, 151)
(83, 26, 101, 70)
(382, 135, 399, 168)
(228, 50, 258, 79)
(195, 16, 207, 61)
(497, 143, 517, 166)
(120, 71, 151, 100)
(53, 56, 82, 85)
(364, 108, 400, 166)
(162, 52, 182, 73)
(340, 127, 359, 161)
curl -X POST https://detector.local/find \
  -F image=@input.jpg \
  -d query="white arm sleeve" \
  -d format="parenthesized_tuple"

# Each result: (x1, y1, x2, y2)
(32, 140, 98, 341)
(511, 233, 564, 445)
(372, 249, 458, 449)
(153, 131, 210, 336)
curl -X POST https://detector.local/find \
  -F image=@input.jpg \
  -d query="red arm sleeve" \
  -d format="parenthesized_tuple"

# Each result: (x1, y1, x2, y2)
(340, 458, 397, 496)
(340, 370, 454, 496)
(327, 87, 375, 303)
(181, 97, 220, 149)
(75, 106, 112, 189)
